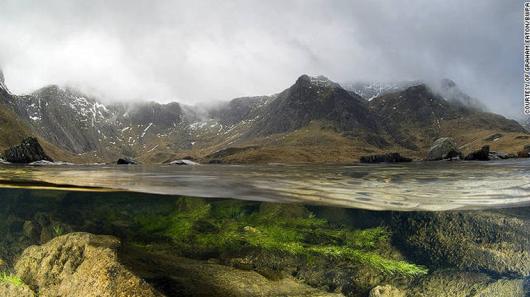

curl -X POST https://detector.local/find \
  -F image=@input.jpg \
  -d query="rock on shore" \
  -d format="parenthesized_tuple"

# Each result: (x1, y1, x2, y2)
(426, 137, 462, 161)
(464, 145, 490, 161)
(117, 157, 137, 165)
(517, 145, 530, 158)
(360, 153, 412, 163)
(3, 137, 53, 164)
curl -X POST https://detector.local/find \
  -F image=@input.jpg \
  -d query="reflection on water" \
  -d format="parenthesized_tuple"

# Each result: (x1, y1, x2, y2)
(0, 159, 530, 211)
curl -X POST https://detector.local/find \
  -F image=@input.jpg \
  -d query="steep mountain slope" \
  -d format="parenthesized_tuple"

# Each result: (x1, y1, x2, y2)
(5, 85, 193, 161)
(0, 69, 10, 96)
(168, 75, 397, 163)
(209, 96, 274, 127)
(246, 75, 383, 141)
(521, 117, 530, 131)
(0, 100, 32, 152)
(8, 86, 116, 154)
(0, 69, 40, 151)
(341, 81, 419, 101)
(437, 79, 488, 112)
(343, 79, 489, 112)
(0, 71, 527, 164)
(0, 74, 83, 161)
(370, 84, 527, 154)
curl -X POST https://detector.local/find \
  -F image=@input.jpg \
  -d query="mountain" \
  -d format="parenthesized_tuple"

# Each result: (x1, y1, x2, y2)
(0, 69, 10, 96)
(185, 76, 527, 163)
(369, 84, 525, 152)
(436, 79, 488, 112)
(0, 75, 83, 161)
(342, 79, 489, 112)
(5, 84, 193, 162)
(521, 117, 530, 131)
(246, 75, 381, 138)
(7, 85, 117, 154)
(341, 81, 419, 101)
(0, 73, 528, 164)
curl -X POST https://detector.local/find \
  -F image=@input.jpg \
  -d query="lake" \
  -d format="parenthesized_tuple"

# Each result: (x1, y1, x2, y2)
(0, 161, 528, 296)
(0, 159, 529, 211)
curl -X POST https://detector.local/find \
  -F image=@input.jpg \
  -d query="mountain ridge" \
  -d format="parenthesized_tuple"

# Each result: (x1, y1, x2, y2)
(1, 73, 528, 164)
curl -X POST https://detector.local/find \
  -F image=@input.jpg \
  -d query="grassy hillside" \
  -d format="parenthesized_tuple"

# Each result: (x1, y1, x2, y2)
(0, 102, 33, 152)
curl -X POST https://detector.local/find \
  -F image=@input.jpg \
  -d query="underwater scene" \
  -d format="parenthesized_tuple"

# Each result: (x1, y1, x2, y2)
(0, 163, 528, 297)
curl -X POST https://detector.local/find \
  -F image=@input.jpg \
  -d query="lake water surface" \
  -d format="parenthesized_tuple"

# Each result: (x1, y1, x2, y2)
(0, 159, 529, 211)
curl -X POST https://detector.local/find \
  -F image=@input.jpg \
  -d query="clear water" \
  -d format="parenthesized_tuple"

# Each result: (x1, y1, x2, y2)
(0, 159, 529, 211)
(0, 161, 528, 296)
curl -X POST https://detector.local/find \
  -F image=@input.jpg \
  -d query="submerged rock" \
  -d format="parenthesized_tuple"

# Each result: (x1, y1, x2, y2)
(405, 270, 528, 297)
(15, 232, 162, 297)
(360, 153, 412, 163)
(426, 137, 462, 161)
(393, 209, 530, 277)
(0, 283, 35, 297)
(3, 137, 53, 164)
(368, 285, 405, 297)
(464, 145, 490, 161)
(168, 159, 199, 165)
(122, 246, 345, 297)
(117, 157, 137, 165)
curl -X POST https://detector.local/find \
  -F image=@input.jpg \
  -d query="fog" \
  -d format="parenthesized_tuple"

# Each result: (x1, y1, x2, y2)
(0, 0, 524, 118)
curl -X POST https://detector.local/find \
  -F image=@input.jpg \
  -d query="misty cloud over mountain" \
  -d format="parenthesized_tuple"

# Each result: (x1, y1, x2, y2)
(0, 0, 523, 117)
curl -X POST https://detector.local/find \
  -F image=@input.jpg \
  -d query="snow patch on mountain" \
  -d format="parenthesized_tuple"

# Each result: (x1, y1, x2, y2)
(141, 123, 153, 137)
(341, 81, 420, 100)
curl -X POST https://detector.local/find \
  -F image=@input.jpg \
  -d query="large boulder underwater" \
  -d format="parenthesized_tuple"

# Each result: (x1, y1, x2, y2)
(14, 233, 162, 297)
(392, 209, 530, 277)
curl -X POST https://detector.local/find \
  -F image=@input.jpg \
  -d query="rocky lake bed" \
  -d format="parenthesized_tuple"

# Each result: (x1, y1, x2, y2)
(0, 189, 527, 297)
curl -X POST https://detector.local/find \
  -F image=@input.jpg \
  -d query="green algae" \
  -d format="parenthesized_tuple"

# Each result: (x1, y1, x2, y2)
(134, 198, 428, 277)
(0, 272, 24, 287)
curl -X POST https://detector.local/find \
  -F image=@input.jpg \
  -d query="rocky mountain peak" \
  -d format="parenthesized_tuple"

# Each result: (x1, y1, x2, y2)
(405, 83, 430, 94)
(0, 68, 11, 94)
(295, 74, 338, 89)
(340, 80, 425, 101)
(440, 78, 457, 89)
(435, 78, 488, 112)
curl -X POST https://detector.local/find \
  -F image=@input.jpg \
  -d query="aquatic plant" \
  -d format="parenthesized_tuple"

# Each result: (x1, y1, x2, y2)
(134, 198, 428, 277)
(136, 198, 211, 242)
(0, 272, 24, 287)
(52, 224, 64, 237)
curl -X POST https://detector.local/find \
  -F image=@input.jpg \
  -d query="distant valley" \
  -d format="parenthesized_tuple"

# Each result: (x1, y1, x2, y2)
(0, 70, 528, 164)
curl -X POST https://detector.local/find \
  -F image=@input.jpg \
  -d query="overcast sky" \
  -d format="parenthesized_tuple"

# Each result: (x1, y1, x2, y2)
(0, 0, 524, 118)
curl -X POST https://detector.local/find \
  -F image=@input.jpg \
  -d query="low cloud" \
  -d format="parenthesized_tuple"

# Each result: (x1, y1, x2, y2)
(0, 0, 523, 117)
